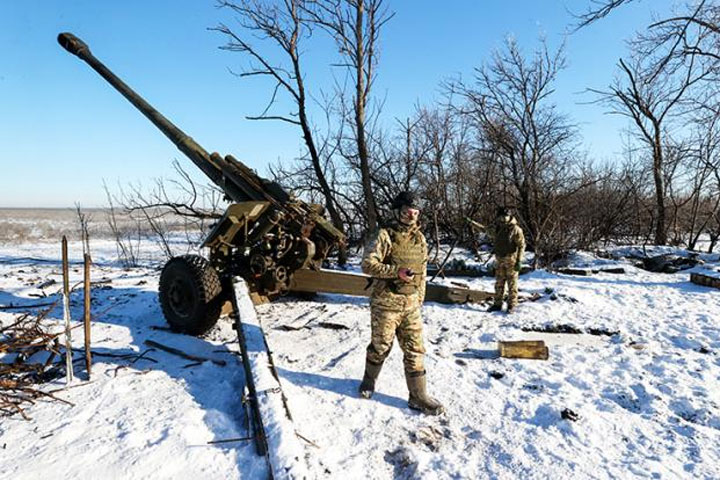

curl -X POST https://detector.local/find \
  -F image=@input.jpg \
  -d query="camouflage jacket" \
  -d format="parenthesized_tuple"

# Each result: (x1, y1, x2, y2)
(492, 217, 525, 260)
(361, 223, 428, 311)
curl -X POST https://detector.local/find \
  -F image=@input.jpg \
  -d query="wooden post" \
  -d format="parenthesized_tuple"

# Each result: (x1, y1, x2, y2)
(61, 236, 74, 383)
(83, 253, 92, 379)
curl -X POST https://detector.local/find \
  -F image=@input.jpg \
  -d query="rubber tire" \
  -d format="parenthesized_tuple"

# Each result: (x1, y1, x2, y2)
(158, 255, 223, 335)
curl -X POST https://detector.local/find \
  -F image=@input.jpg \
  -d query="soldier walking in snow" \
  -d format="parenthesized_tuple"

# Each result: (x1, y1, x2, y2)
(358, 191, 444, 416)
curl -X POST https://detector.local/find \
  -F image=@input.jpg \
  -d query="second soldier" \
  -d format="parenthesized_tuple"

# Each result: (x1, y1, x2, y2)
(487, 206, 525, 313)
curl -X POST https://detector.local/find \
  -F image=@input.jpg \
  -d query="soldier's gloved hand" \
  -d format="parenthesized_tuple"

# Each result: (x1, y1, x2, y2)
(514, 260, 522, 272)
(398, 268, 415, 282)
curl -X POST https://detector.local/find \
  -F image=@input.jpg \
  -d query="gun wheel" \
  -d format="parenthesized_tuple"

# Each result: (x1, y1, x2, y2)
(159, 255, 224, 335)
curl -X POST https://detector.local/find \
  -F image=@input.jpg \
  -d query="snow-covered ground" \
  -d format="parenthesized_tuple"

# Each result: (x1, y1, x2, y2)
(1, 237, 719, 479)
(0, 239, 266, 479)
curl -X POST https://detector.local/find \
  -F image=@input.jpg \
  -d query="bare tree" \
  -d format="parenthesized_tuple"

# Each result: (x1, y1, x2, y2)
(304, 0, 393, 234)
(579, 0, 720, 248)
(591, 46, 708, 245)
(214, 0, 348, 262)
(104, 161, 227, 262)
(451, 38, 584, 261)
(577, 0, 720, 44)
(578, 1, 720, 75)
(74, 203, 92, 258)
(575, 0, 638, 28)
(686, 103, 720, 250)
(103, 181, 141, 268)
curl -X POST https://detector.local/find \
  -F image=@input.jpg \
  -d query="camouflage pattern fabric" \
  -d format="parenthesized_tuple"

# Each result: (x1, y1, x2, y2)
(362, 222, 428, 374)
(489, 215, 525, 308)
(366, 306, 425, 373)
(494, 255, 520, 307)
(361, 224, 427, 311)
(492, 217, 525, 258)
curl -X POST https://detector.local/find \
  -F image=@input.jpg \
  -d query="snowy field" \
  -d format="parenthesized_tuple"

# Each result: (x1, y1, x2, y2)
(1, 224, 720, 479)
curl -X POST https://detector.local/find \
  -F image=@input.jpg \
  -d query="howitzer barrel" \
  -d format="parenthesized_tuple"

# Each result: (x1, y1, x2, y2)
(57, 32, 286, 205)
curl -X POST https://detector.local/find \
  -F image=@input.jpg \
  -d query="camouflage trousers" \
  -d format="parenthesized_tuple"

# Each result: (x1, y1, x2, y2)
(366, 305, 425, 374)
(494, 255, 519, 308)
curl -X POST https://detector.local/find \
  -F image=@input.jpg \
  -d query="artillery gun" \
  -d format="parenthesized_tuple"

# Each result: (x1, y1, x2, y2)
(58, 32, 493, 335)
(58, 32, 346, 334)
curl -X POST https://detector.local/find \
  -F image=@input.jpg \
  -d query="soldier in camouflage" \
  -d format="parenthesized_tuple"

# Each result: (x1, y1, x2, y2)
(487, 206, 525, 313)
(358, 191, 444, 416)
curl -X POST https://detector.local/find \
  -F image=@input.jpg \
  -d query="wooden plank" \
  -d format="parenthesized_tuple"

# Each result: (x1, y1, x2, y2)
(498, 341, 549, 360)
(596, 267, 626, 274)
(426, 283, 494, 304)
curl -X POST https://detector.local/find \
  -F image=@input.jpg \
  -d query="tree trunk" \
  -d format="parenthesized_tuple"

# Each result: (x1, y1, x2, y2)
(518, 183, 535, 250)
(354, 0, 378, 233)
(652, 136, 667, 245)
(299, 100, 348, 264)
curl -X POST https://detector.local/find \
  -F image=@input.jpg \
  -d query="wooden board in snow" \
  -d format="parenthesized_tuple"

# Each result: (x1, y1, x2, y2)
(691, 272, 720, 290)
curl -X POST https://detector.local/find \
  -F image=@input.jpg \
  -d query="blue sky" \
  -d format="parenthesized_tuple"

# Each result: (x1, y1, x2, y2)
(0, 1, 671, 208)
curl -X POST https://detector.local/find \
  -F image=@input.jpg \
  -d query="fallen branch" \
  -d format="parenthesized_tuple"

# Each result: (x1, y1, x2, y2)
(295, 432, 319, 448)
(90, 350, 158, 364)
(143, 340, 226, 366)
(182, 362, 203, 369)
(129, 349, 157, 365)
(207, 436, 255, 445)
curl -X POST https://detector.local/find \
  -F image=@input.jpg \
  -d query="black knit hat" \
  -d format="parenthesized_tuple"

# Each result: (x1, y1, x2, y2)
(391, 191, 418, 209)
(496, 206, 510, 217)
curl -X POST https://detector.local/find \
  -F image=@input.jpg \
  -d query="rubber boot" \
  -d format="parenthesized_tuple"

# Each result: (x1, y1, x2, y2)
(358, 360, 383, 399)
(405, 371, 445, 415)
(506, 304, 516, 314)
(487, 304, 502, 313)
